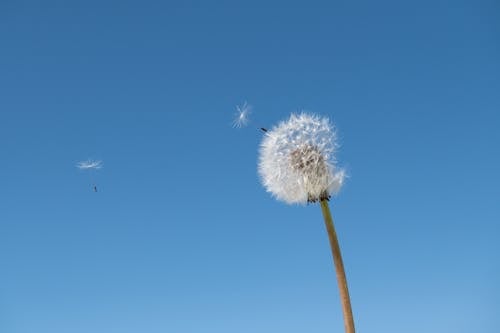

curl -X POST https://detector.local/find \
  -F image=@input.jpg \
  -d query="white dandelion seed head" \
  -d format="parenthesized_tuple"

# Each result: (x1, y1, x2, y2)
(233, 102, 251, 128)
(258, 113, 345, 205)
(76, 159, 103, 170)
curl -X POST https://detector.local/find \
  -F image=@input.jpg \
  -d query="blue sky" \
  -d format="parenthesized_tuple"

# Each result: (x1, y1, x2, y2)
(1, 0, 499, 332)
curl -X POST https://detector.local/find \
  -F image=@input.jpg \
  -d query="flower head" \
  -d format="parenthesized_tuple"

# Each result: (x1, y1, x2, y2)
(258, 113, 344, 204)
(233, 102, 251, 128)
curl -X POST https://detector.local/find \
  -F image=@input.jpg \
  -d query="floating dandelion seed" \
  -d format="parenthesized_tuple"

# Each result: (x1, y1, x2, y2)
(77, 159, 102, 192)
(257, 112, 355, 333)
(233, 102, 251, 128)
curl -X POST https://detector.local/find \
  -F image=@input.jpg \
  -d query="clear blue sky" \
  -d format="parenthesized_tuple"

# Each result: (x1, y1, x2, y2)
(1, 1, 499, 332)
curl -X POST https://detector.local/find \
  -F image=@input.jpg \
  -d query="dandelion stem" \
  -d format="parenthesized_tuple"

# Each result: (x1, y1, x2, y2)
(320, 199, 355, 333)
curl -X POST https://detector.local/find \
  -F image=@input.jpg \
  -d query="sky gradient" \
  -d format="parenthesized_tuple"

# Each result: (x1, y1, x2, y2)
(1, 1, 499, 332)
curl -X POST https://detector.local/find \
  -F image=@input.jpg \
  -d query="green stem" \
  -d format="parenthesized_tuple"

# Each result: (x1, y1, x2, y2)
(320, 199, 355, 333)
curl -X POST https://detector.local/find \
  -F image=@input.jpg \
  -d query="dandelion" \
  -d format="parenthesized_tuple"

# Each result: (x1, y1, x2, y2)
(259, 113, 345, 204)
(258, 113, 355, 333)
(233, 102, 251, 128)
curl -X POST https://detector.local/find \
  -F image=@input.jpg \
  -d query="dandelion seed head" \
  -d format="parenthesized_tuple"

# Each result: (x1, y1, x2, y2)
(233, 102, 251, 128)
(77, 159, 103, 170)
(258, 113, 345, 204)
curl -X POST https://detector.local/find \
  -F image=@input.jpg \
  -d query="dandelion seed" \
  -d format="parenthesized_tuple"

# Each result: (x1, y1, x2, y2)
(233, 102, 251, 128)
(77, 159, 102, 192)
